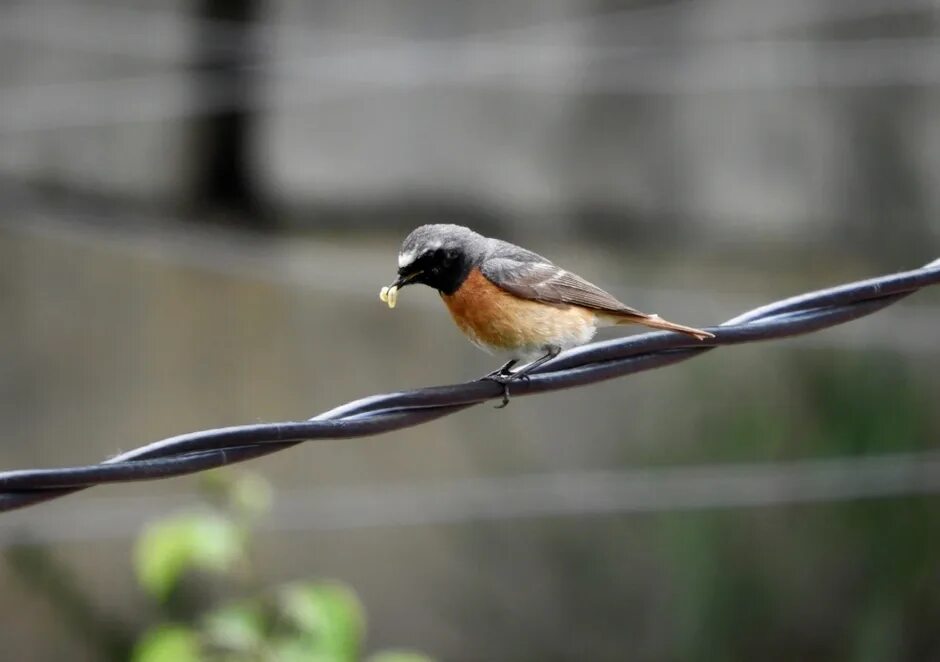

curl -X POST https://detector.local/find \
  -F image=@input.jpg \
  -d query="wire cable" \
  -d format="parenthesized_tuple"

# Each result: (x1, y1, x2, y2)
(0, 258, 938, 514)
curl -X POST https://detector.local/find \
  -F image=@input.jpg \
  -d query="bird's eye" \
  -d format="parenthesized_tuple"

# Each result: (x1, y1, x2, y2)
(446, 249, 458, 260)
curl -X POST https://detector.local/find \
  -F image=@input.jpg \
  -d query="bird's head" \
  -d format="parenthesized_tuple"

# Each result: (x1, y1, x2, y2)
(380, 224, 486, 306)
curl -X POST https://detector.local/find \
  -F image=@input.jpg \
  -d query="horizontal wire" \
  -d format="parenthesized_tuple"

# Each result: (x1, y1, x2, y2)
(0, 258, 938, 514)
(2, 0, 935, 62)
(6, 5, 940, 134)
(4, 450, 939, 545)
(7, 36, 940, 135)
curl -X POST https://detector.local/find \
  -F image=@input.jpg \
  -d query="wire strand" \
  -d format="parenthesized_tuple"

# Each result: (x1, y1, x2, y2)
(0, 258, 938, 514)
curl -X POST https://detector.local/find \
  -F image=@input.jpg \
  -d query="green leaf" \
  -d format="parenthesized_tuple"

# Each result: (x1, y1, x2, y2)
(203, 602, 265, 652)
(278, 581, 364, 661)
(135, 513, 244, 600)
(368, 652, 437, 662)
(132, 625, 201, 662)
(269, 637, 334, 662)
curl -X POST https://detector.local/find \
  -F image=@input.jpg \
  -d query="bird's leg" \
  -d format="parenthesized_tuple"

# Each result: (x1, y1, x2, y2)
(482, 346, 561, 408)
(480, 359, 517, 380)
(506, 346, 561, 381)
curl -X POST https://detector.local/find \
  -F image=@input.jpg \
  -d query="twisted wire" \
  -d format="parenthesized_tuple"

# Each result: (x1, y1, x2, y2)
(1, 258, 938, 514)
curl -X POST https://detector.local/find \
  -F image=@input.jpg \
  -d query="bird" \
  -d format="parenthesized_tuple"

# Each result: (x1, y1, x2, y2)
(380, 224, 714, 407)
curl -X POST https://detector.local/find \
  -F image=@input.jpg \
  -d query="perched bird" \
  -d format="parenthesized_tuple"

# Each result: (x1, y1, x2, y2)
(380, 224, 713, 406)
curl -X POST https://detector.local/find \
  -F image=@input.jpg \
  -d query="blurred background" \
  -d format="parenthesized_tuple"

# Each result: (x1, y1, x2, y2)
(1, 0, 939, 660)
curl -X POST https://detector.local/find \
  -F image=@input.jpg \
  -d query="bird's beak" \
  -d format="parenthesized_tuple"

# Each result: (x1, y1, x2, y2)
(379, 270, 422, 309)
(394, 270, 422, 289)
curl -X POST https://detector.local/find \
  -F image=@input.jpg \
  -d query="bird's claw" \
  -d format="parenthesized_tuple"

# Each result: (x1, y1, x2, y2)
(481, 371, 527, 408)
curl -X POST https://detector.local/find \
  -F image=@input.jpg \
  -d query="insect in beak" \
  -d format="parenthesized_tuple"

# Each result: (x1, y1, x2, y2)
(379, 271, 422, 309)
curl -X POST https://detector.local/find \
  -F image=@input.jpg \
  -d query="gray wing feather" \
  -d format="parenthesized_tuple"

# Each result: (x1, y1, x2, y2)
(480, 242, 646, 316)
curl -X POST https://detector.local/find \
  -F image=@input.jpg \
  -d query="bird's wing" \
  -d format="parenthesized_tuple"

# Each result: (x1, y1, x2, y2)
(480, 242, 646, 316)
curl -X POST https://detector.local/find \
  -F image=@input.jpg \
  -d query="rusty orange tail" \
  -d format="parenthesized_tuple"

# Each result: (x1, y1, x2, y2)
(612, 312, 714, 341)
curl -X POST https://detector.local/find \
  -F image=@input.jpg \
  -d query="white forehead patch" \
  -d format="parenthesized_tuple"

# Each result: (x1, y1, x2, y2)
(398, 250, 416, 269)
(397, 240, 442, 269)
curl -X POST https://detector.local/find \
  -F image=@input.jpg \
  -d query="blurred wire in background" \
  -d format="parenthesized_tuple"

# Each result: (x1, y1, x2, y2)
(3, 451, 939, 546)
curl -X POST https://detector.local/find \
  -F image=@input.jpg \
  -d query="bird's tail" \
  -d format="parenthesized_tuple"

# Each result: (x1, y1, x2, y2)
(611, 312, 714, 341)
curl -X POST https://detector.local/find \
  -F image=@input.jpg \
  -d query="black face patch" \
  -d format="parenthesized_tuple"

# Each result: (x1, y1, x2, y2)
(399, 246, 472, 295)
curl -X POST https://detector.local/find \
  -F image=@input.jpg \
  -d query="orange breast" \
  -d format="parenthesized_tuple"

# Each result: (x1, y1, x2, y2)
(441, 268, 596, 354)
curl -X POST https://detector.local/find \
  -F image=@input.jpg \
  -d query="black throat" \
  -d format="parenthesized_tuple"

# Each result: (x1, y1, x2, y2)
(407, 251, 475, 296)
(429, 255, 474, 295)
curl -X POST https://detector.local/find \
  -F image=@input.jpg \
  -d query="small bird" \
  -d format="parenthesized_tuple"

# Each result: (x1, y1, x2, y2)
(380, 224, 713, 407)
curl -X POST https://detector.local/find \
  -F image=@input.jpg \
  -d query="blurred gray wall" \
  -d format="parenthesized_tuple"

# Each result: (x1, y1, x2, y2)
(2, 0, 939, 252)
(2, 4, 940, 659)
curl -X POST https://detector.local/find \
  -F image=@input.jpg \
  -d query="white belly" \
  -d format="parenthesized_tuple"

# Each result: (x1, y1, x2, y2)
(469, 315, 599, 363)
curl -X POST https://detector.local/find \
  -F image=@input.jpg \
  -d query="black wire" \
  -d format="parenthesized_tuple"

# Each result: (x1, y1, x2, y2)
(1, 259, 938, 514)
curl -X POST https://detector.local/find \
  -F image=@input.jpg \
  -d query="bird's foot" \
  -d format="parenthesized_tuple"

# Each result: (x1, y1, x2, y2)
(480, 371, 530, 409)
(483, 373, 513, 408)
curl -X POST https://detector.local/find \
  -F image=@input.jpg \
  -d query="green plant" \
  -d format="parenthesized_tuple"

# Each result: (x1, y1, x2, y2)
(132, 471, 433, 662)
